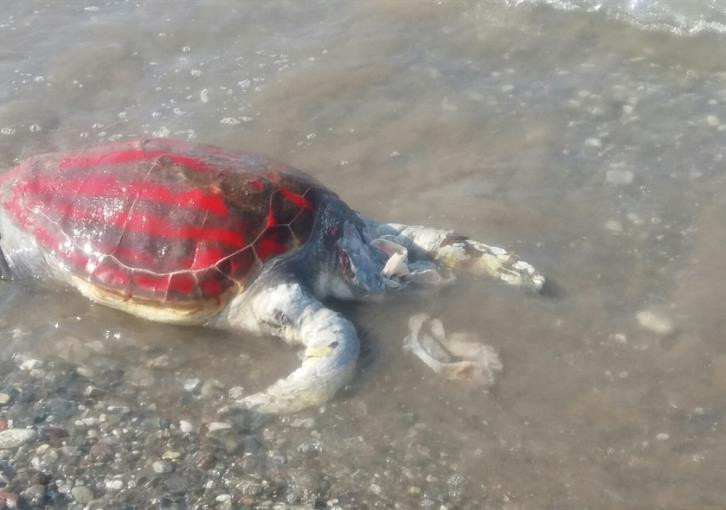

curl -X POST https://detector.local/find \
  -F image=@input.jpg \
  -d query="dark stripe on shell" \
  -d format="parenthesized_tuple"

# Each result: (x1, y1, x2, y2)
(0, 138, 326, 309)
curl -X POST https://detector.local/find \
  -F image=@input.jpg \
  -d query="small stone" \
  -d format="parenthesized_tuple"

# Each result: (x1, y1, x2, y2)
(147, 354, 171, 368)
(0, 491, 19, 508)
(626, 212, 644, 225)
(76, 366, 95, 378)
(127, 367, 155, 387)
(162, 450, 182, 460)
(207, 422, 232, 433)
(228, 386, 245, 400)
(235, 478, 261, 497)
(656, 432, 670, 441)
(192, 450, 215, 470)
(370, 483, 382, 495)
(179, 420, 194, 433)
(604, 220, 623, 232)
(43, 397, 77, 420)
(105, 479, 124, 491)
(0, 393, 10, 406)
(89, 440, 113, 461)
(183, 378, 200, 392)
(152, 460, 173, 474)
(290, 417, 315, 429)
(164, 474, 188, 494)
(606, 169, 634, 184)
(47, 427, 69, 447)
(71, 485, 94, 504)
(611, 333, 628, 344)
(200, 379, 224, 398)
(19, 358, 41, 371)
(31, 445, 59, 469)
(706, 114, 720, 127)
(636, 309, 674, 335)
(20, 485, 45, 506)
(0, 428, 36, 449)
(584, 137, 602, 148)
(216, 494, 232, 502)
(84, 385, 105, 398)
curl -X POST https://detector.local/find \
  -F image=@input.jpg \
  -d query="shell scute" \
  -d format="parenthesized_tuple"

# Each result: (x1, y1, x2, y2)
(217, 248, 258, 283)
(0, 138, 330, 315)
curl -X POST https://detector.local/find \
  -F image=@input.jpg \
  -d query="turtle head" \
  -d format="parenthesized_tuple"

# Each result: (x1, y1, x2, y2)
(326, 219, 387, 300)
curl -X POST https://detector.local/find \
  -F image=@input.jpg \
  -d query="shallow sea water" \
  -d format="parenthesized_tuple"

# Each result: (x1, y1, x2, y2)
(1, 1, 726, 508)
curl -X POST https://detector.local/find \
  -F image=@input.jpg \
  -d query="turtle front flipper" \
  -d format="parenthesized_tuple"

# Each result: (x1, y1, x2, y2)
(219, 274, 359, 414)
(372, 222, 545, 293)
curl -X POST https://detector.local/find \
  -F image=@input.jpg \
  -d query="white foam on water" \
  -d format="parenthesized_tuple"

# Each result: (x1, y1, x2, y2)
(504, 0, 726, 35)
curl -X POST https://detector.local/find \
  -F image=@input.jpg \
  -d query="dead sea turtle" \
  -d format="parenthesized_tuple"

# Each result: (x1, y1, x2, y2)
(0, 138, 545, 414)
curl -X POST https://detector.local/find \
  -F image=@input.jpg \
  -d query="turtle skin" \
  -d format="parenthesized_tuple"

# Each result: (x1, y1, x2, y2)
(0, 138, 331, 315)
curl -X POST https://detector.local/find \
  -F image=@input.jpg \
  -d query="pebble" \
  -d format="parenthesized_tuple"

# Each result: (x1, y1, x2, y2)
(584, 137, 602, 148)
(147, 354, 171, 368)
(636, 310, 675, 335)
(76, 366, 95, 378)
(20, 485, 45, 506)
(237, 479, 263, 497)
(105, 479, 124, 491)
(207, 422, 232, 433)
(290, 417, 315, 429)
(127, 367, 155, 387)
(89, 440, 113, 461)
(228, 386, 245, 400)
(0, 428, 36, 449)
(71, 485, 94, 504)
(604, 220, 623, 232)
(0, 393, 10, 406)
(183, 378, 200, 392)
(706, 114, 720, 127)
(179, 420, 194, 433)
(656, 433, 670, 441)
(153, 460, 173, 474)
(606, 169, 634, 184)
(0, 492, 19, 508)
(611, 333, 628, 344)
(19, 358, 41, 371)
(84, 385, 105, 398)
(200, 379, 224, 398)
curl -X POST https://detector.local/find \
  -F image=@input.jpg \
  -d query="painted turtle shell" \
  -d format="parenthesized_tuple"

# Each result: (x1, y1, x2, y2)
(0, 138, 330, 319)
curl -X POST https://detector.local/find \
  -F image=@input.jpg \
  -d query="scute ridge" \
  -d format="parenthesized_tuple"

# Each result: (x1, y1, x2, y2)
(0, 139, 324, 315)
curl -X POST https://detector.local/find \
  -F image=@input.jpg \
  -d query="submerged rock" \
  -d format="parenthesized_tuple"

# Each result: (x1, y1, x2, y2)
(636, 309, 674, 335)
(0, 428, 36, 449)
(70, 485, 94, 505)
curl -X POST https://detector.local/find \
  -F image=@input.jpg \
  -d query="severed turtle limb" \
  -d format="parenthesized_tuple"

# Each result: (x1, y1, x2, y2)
(404, 313, 502, 386)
